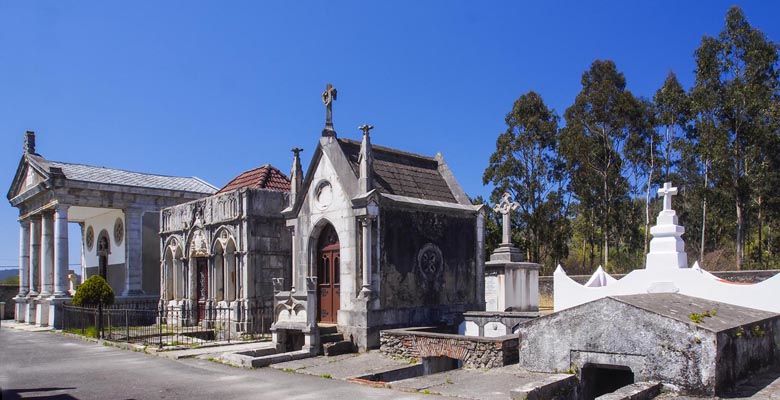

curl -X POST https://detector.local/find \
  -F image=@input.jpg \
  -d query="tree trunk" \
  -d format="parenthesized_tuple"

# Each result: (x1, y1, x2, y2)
(757, 195, 763, 265)
(700, 161, 708, 263)
(736, 200, 744, 270)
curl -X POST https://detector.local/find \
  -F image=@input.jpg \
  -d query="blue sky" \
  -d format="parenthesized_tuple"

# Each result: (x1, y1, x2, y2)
(1, 1, 778, 268)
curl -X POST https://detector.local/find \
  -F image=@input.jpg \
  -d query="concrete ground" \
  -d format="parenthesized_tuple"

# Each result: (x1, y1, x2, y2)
(0, 326, 437, 400)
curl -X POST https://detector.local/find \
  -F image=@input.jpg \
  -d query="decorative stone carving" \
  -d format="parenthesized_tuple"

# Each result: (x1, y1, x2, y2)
(417, 243, 443, 283)
(113, 217, 124, 245)
(314, 181, 333, 210)
(189, 229, 209, 258)
(85, 226, 94, 251)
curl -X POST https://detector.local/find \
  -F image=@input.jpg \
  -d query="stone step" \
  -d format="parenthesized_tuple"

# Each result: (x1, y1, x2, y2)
(322, 340, 355, 356)
(510, 374, 577, 400)
(595, 381, 663, 400)
(320, 332, 345, 344)
(318, 324, 339, 335)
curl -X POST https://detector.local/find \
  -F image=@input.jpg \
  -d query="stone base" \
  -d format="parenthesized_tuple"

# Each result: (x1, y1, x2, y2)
(14, 296, 28, 323)
(35, 300, 50, 327)
(489, 244, 524, 263)
(46, 297, 69, 329)
(484, 261, 540, 312)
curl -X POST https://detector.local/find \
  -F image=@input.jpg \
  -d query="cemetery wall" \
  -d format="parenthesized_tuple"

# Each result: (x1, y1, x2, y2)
(0, 284, 15, 319)
(538, 269, 780, 309)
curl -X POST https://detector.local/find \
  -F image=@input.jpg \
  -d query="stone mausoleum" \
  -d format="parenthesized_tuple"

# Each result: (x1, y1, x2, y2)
(272, 85, 485, 352)
(7, 132, 217, 326)
(158, 164, 291, 332)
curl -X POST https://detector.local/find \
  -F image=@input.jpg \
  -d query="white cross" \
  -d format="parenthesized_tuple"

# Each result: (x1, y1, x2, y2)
(657, 182, 678, 212)
(493, 192, 520, 244)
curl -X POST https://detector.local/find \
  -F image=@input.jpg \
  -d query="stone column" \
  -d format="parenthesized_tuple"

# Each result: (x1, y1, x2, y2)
(475, 209, 485, 308)
(18, 219, 30, 296)
(40, 211, 54, 297)
(53, 205, 69, 297)
(288, 226, 297, 291)
(359, 216, 373, 298)
(28, 215, 41, 296)
(123, 208, 144, 296)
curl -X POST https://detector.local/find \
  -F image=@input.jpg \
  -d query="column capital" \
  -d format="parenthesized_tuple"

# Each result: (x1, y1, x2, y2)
(359, 215, 376, 226)
(54, 203, 70, 215)
(19, 218, 30, 228)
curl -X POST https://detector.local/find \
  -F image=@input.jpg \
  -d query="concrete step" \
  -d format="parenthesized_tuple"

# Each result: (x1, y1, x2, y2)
(595, 381, 663, 400)
(320, 332, 345, 344)
(322, 340, 355, 356)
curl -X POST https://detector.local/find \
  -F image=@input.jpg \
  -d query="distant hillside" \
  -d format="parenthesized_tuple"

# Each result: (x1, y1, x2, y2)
(0, 269, 17, 283)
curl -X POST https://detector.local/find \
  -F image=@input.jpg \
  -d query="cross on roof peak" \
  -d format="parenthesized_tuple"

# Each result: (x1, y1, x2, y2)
(657, 181, 678, 211)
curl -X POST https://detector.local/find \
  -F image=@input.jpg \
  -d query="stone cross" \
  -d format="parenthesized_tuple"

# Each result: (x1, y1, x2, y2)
(493, 192, 520, 245)
(359, 124, 374, 136)
(658, 182, 678, 212)
(322, 83, 337, 133)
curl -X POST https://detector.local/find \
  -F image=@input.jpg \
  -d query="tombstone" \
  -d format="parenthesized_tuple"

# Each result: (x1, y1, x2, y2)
(484, 193, 540, 312)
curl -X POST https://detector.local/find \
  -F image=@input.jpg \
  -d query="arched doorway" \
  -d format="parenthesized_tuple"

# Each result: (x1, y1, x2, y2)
(317, 224, 340, 324)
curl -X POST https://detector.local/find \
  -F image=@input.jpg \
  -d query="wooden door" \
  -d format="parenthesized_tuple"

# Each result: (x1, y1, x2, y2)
(317, 226, 340, 323)
(196, 258, 208, 322)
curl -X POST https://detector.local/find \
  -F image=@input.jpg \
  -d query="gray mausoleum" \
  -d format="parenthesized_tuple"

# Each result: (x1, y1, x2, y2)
(158, 164, 291, 333)
(273, 93, 485, 352)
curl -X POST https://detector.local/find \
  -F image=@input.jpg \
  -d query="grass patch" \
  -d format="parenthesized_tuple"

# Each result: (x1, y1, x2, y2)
(64, 326, 99, 338)
(320, 373, 332, 379)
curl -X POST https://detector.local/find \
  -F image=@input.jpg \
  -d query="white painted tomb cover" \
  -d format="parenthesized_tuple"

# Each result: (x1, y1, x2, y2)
(555, 182, 780, 313)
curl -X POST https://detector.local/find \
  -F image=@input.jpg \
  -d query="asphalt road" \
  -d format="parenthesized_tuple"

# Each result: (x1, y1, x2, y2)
(0, 328, 431, 400)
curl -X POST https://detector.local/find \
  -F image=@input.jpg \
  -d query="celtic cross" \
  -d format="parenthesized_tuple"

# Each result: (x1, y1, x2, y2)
(493, 192, 520, 245)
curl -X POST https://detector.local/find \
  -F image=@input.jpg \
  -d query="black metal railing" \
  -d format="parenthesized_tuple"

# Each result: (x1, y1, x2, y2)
(61, 301, 271, 348)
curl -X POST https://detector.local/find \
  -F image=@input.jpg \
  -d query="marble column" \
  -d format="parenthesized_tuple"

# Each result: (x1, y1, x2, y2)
(28, 215, 41, 296)
(288, 226, 297, 291)
(123, 208, 144, 296)
(40, 211, 54, 297)
(359, 216, 373, 298)
(53, 205, 69, 297)
(18, 219, 30, 296)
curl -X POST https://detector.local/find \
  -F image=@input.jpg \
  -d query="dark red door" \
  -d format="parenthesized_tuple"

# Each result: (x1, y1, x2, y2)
(317, 226, 340, 323)
(196, 258, 208, 322)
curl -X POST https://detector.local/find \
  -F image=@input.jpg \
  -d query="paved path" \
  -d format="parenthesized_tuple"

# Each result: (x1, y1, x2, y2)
(0, 328, 435, 400)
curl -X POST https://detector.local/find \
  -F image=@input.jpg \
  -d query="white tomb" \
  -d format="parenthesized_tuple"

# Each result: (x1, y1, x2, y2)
(555, 182, 780, 313)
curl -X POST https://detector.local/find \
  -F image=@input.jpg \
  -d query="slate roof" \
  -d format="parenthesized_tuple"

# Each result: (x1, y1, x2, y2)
(29, 154, 217, 194)
(611, 293, 779, 333)
(216, 164, 290, 194)
(337, 138, 457, 203)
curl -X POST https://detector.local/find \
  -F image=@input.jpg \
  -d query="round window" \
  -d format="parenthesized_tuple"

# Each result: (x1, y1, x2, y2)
(114, 218, 124, 245)
(314, 181, 333, 210)
(85, 226, 95, 251)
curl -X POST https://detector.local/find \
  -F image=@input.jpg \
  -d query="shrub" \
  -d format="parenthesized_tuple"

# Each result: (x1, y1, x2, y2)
(72, 275, 115, 307)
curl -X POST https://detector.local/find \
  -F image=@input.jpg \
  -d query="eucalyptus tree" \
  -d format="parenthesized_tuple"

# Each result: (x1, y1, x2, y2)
(560, 60, 649, 270)
(690, 6, 780, 269)
(483, 91, 569, 267)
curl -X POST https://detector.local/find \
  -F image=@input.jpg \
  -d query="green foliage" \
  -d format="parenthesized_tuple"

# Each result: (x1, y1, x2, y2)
(1, 274, 19, 285)
(72, 275, 115, 307)
(65, 326, 99, 338)
(689, 309, 717, 324)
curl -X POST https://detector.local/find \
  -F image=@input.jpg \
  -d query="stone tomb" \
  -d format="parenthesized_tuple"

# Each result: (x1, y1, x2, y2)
(516, 293, 780, 397)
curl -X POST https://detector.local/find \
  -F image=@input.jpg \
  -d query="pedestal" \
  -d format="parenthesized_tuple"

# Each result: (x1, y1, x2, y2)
(484, 244, 540, 312)
(35, 299, 49, 327)
(14, 296, 27, 323)
(47, 297, 68, 329)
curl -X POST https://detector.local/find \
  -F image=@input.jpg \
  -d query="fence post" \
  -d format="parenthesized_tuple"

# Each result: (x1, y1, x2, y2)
(228, 307, 231, 344)
(125, 309, 129, 343)
(158, 305, 163, 349)
(98, 303, 104, 339)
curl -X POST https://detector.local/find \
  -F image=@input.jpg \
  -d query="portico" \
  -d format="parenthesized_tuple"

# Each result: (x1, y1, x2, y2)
(7, 131, 217, 326)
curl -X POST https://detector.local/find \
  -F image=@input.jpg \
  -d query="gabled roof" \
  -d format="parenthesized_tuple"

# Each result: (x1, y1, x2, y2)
(216, 164, 291, 194)
(337, 138, 457, 203)
(8, 152, 217, 201)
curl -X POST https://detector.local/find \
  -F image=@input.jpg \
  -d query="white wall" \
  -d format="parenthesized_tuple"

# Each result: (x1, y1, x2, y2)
(83, 210, 125, 267)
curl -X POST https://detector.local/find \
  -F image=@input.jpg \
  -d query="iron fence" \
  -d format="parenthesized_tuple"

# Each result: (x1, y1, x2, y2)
(61, 301, 271, 348)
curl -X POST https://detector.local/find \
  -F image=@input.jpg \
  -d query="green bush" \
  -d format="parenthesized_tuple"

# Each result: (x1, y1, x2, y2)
(72, 275, 115, 307)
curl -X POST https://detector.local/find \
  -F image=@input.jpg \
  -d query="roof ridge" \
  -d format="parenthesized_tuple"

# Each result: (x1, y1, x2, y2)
(337, 138, 437, 162)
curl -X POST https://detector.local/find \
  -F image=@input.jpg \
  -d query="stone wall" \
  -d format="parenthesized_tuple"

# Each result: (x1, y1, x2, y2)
(380, 207, 477, 309)
(538, 269, 780, 309)
(0, 284, 16, 319)
(380, 327, 518, 369)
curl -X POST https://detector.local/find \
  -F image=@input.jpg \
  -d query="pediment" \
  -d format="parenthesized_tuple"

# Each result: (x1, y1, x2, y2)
(7, 156, 49, 200)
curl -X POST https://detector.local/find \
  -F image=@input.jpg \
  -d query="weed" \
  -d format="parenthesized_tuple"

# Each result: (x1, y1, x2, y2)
(282, 368, 296, 373)
(689, 309, 717, 324)
(320, 373, 332, 379)
(445, 377, 453, 385)
(421, 389, 431, 394)
(752, 325, 766, 337)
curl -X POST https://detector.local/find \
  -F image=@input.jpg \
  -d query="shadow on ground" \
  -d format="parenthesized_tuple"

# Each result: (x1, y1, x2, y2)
(1, 387, 79, 400)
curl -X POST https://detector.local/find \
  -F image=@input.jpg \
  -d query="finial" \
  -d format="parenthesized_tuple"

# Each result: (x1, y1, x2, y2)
(322, 83, 338, 137)
(24, 131, 36, 154)
(359, 124, 374, 136)
(291, 147, 303, 157)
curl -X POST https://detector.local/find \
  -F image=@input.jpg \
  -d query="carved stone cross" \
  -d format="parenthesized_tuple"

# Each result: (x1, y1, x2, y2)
(493, 192, 520, 245)
(359, 124, 374, 136)
(322, 83, 337, 134)
(657, 181, 678, 212)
